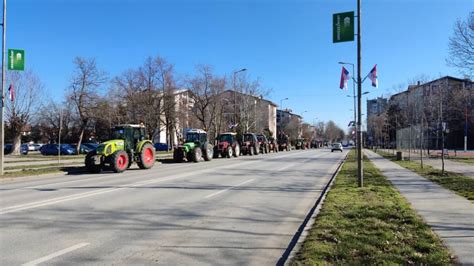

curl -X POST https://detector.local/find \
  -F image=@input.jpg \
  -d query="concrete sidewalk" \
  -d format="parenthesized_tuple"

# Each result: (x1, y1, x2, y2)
(364, 149, 474, 265)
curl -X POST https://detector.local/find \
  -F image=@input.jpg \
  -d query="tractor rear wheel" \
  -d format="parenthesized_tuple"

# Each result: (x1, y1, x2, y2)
(193, 147, 202, 162)
(111, 150, 129, 173)
(137, 143, 155, 169)
(85, 151, 102, 173)
(202, 143, 213, 161)
(233, 144, 240, 157)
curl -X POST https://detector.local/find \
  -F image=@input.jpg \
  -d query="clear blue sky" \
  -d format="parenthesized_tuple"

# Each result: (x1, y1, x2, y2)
(7, 0, 473, 129)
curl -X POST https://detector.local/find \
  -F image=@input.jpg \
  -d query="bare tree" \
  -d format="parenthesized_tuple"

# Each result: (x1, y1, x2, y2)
(325, 120, 344, 143)
(233, 74, 270, 134)
(186, 65, 226, 139)
(37, 99, 75, 144)
(283, 116, 301, 141)
(5, 71, 43, 154)
(447, 12, 474, 79)
(112, 56, 175, 143)
(68, 57, 107, 154)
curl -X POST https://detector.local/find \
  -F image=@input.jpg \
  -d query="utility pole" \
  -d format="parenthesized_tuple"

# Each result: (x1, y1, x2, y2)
(356, 0, 363, 187)
(440, 81, 445, 174)
(232, 68, 246, 132)
(0, 0, 6, 176)
(464, 82, 468, 152)
(58, 108, 62, 164)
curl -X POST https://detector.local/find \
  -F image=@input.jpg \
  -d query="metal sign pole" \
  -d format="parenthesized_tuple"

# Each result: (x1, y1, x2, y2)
(356, 0, 364, 187)
(0, 0, 6, 176)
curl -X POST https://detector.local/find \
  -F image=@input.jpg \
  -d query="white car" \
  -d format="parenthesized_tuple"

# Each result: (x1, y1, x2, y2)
(331, 143, 343, 152)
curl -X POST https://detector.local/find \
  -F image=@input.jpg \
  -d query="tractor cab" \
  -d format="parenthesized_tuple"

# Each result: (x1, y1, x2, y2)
(185, 129, 208, 144)
(217, 133, 234, 144)
(111, 124, 146, 152)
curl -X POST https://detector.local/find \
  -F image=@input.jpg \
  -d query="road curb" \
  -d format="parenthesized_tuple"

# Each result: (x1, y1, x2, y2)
(278, 152, 349, 266)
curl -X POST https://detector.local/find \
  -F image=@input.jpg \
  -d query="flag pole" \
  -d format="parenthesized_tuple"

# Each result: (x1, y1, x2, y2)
(0, 0, 6, 176)
(356, 0, 363, 187)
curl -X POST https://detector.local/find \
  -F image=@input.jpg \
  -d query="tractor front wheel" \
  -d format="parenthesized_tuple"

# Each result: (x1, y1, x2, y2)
(85, 151, 102, 173)
(138, 143, 155, 169)
(193, 147, 203, 162)
(111, 150, 129, 173)
(233, 144, 240, 157)
(226, 147, 233, 158)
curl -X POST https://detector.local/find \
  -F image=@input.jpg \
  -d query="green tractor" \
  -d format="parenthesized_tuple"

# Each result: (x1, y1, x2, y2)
(173, 129, 213, 163)
(85, 124, 156, 173)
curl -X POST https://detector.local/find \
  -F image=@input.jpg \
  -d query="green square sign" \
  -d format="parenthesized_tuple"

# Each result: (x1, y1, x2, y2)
(333, 11, 354, 43)
(8, 49, 25, 71)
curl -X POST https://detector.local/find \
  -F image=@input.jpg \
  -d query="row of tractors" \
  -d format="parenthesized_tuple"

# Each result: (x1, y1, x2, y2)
(83, 124, 309, 174)
(172, 130, 291, 163)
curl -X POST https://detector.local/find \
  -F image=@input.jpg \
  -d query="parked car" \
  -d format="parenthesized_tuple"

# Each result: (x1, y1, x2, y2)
(25, 143, 36, 151)
(154, 142, 169, 151)
(40, 144, 76, 155)
(82, 143, 99, 150)
(71, 143, 98, 154)
(240, 133, 260, 156)
(4, 144, 28, 155)
(331, 143, 343, 152)
(32, 143, 44, 151)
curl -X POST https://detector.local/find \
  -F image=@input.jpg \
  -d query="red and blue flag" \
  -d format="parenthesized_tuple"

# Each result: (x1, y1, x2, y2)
(339, 66, 350, 90)
(368, 64, 378, 88)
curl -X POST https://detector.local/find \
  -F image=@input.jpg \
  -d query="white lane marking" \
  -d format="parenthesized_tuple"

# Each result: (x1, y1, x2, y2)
(277, 163, 296, 171)
(276, 156, 316, 172)
(22, 242, 89, 266)
(0, 175, 187, 215)
(204, 179, 255, 199)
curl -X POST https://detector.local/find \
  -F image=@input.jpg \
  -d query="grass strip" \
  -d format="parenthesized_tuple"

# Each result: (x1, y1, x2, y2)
(5, 163, 83, 171)
(291, 150, 455, 265)
(0, 166, 83, 178)
(377, 151, 474, 202)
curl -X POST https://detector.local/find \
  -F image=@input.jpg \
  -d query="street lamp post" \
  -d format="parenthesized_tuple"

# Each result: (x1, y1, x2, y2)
(301, 110, 307, 119)
(280, 97, 288, 110)
(233, 68, 247, 131)
(0, 0, 6, 175)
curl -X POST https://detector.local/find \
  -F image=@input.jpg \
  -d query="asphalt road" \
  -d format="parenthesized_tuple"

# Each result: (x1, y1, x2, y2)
(0, 148, 347, 265)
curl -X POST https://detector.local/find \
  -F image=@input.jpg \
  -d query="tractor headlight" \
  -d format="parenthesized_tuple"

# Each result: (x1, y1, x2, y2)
(106, 145, 112, 155)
